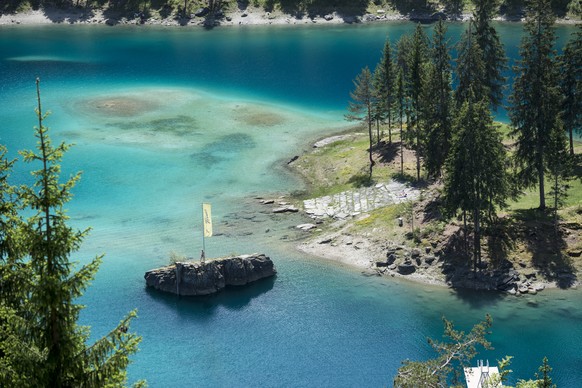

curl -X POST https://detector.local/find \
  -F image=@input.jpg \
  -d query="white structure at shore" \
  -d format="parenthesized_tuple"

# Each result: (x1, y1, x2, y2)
(464, 360, 500, 388)
(303, 180, 420, 220)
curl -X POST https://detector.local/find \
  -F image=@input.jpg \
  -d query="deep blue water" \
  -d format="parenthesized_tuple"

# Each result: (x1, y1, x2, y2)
(0, 22, 581, 387)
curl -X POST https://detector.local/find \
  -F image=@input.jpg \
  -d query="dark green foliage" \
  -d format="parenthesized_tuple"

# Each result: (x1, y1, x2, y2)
(509, 0, 563, 210)
(0, 79, 141, 387)
(374, 36, 396, 144)
(535, 357, 557, 388)
(472, 0, 507, 109)
(409, 24, 430, 181)
(395, 34, 413, 149)
(393, 315, 493, 387)
(423, 19, 454, 179)
(455, 21, 487, 106)
(396, 68, 406, 176)
(444, 99, 509, 268)
(547, 117, 571, 239)
(346, 67, 376, 177)
(559, 24, 582, 155)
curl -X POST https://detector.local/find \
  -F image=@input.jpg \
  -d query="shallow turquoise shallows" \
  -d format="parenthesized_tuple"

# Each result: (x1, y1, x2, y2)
(1, 22, 580, 387)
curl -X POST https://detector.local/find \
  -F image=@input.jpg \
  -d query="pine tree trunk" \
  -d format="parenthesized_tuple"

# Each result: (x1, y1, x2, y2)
(388, 113, 392, 144)
(376, 118, 380, 146)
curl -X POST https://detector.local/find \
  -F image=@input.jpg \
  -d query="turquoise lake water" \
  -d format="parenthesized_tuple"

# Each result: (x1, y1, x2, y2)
(0, 22, 581, 386)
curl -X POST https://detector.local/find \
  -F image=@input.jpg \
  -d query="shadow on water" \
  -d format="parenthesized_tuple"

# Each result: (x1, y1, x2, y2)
(144, 275, 276, 318)
(450, 287, 506, 309)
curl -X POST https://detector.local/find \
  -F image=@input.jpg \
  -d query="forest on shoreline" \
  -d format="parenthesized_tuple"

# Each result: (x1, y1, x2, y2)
(2, 0, 581, 21)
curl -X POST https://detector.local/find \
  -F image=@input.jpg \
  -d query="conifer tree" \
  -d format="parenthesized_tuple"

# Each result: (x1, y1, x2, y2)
(547, 117, 571, 239)
(373, 64, 385, 145)
(396, 34, 413, 150)
(11, 79, 143, 387)
(394, 315, 493, 387)
(396, 69, 406, 176)
(455, 20, 488, 107)
(509, 0, 563, 211)
(472, 0, 507, 108)
(0, 146, 40, 387)
(374, 36, 396, 144)
(444, 97, 509, 270)
(409, 24, 430, 181)
(535, 357, 556, 388)
(423, 19, 454, 179)
(346, 67, 376, 178)
(559, 24, 582, 155)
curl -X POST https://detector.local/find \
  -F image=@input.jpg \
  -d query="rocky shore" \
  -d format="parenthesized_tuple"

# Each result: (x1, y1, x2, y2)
(144, 253, 277, 296)
(1, 5, 579, 27)
(286, 134, 580, 295)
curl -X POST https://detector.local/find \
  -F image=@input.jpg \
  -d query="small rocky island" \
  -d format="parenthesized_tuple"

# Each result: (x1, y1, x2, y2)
(144, 253, 276, 296)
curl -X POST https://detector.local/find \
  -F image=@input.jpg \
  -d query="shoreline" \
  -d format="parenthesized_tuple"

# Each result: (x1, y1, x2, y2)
(1, 5, 580, 27)
(286, 133, 580, 295)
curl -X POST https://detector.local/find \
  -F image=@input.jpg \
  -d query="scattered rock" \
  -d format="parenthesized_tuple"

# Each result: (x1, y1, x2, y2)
(424, 255, 436, 265)
(273, 205, 299, 213)
(567, 249, 582, 257)
(324, 14, 334, 21)
(287, 155, 299, 164)
(397, 263, 416, 275)
(319, 238, 332, 244)
(194, 7, 210, 17)
(296, 223, 317, 231)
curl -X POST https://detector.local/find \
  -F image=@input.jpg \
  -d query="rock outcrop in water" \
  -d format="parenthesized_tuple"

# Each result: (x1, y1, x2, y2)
(144, 254, 276, 296)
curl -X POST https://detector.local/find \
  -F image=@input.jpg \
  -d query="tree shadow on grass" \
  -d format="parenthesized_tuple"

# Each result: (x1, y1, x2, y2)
(374, 140, 399, 164)
(485, 217, 518, 268)
(511, 209, 576, 288)
(348, 172, 374, 188)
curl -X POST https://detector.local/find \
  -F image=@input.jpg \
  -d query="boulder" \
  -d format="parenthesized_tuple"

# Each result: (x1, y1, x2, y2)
(145, 254, 276, 296)
(424, 255, 436, 265)
(194, 7, 210, 17)
(397, 263, 416, 275)
(273, 205, 299, 213)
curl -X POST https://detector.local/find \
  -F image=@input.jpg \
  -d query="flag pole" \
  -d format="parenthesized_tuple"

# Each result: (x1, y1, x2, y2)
(201, 203, 212, 262)
(201, 203, 206, 262)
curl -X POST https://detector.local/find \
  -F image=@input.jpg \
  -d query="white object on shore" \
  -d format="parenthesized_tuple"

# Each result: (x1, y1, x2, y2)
(303, 180, 420, 220)
(464, 360, 500, 388)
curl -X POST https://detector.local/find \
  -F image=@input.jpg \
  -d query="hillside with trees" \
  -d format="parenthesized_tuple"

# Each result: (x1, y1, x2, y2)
(294, 0, 582, 293)
(2, 0, 581, 22)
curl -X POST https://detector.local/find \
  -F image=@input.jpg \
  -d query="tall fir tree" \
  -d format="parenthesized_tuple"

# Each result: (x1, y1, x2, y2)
(509, 0, 563, 211)
(472, 0, 507, 108)
(0, 145, 40, 387)
(423, 18, 454, 179)
(396, 68, 406, 176)
(396, 34, 413, 150)
(346, 67, 376, 178)
(444, 97, 509, 270)
(455, 20, 488, 107)
(559, 24, 582, 155)
(409, 24, 430, 181)
(374, 36, 396, 144)
(547, 117, 571, 240)
(10, 79, 143, 387)
(373, 64, 384, 145)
